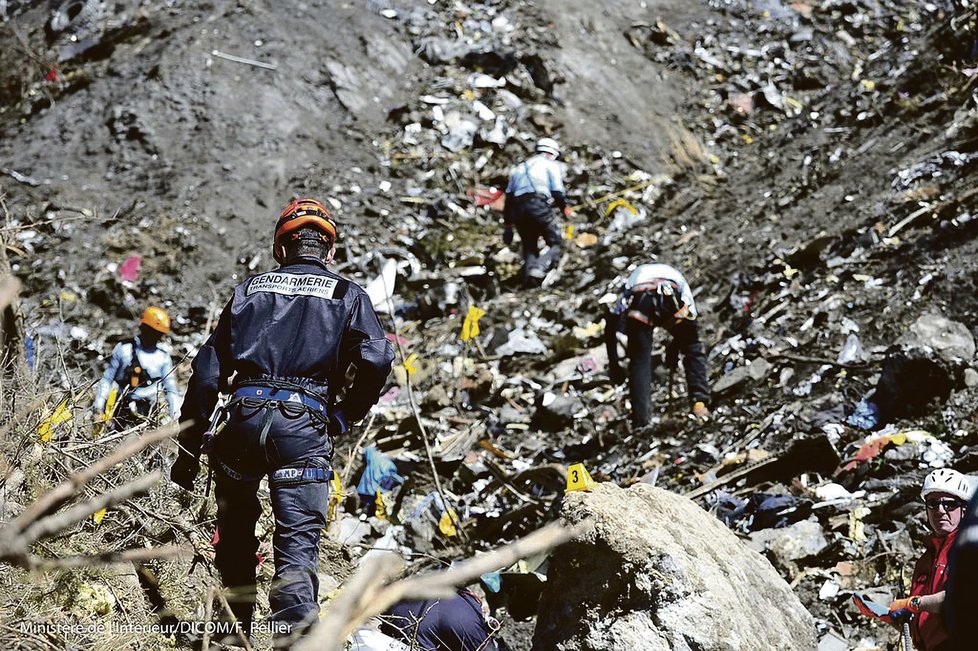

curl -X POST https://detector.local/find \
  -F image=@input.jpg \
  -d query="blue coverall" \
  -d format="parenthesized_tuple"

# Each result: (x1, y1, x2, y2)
(176, 256, 394, 637)
(381, 590, 499, 651)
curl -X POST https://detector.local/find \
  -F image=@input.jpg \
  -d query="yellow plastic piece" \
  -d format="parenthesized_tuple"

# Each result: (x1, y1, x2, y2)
(38, 400, 73, 442)
(327, 475, 344, 521)
(460, 305, 487, 342)
(563, 224, 575, 240)
(402, 352, 419, 376)
(375, 490, 387, 520)
(92, 508, 107, 525)
(565, 463, 597, 493)
(439, 509, 459, 537)
(603, 198, 638, 218)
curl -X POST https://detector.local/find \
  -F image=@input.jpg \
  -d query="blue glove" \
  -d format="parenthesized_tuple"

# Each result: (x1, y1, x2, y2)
(502, 225, 514, 245)
(329, 409, 348, 437)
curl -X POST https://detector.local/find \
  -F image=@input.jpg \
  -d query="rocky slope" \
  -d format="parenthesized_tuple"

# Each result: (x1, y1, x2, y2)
(2, 0, 978, 649)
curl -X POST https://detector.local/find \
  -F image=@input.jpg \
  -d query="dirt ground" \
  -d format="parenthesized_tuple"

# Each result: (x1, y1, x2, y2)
(2, 0, 978, 649)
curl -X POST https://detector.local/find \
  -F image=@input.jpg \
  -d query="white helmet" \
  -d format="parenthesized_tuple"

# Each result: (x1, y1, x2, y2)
(536, 137, 560, 157)
(921, 468, 976, 502)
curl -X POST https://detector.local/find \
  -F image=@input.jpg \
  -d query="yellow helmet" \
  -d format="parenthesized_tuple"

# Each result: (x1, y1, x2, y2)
(140, 306, 171, 334)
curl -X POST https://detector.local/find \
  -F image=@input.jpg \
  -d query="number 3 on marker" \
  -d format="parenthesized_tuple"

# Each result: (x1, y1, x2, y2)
(571, 470, 579, 483)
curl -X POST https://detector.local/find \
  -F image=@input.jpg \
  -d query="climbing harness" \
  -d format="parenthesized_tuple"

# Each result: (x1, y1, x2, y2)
(626, 279, 686, 328)
(199, 379, 333, 486)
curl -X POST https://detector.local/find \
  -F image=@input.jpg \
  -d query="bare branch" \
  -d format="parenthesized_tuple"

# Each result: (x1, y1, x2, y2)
(296, 522, 586, 651)
(21, 471, 162, 546)
(33, 544, 190, 570)
(289, 553, 403, 651)
(13, 421, 181, 530)
(214, 591, 254, 651)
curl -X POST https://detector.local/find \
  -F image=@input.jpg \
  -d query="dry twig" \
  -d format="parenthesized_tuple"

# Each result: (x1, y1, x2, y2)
(0, 422, 191, 570)
(295, 521, 585, 651)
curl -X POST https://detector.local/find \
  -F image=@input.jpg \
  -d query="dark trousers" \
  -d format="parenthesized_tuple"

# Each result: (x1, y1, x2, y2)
(109, 397, 154, 431)
(625, 318, 710, 427)
(211, 401, 332, 636)
(508, 193, 561, 286)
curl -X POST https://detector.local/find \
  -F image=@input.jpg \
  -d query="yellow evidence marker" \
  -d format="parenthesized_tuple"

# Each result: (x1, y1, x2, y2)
(565, 463, 597, 493)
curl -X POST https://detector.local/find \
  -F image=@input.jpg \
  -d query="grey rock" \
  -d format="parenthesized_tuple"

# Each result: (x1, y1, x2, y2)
(533, 483, 816, 651)
(901, 314, 975, 361)
(746, 518, 829, 568)
(965, 367, 978, 387)
(713, 365, 750, 393)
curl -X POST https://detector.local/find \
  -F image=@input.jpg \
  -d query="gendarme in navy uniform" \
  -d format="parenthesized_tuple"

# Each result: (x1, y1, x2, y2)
(171, 198, 394, 645)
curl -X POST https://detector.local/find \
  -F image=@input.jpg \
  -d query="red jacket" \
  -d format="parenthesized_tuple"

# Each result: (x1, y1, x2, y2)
(910, 529, 958, 650)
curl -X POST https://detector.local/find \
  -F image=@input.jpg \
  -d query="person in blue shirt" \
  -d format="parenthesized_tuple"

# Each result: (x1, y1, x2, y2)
(92, 306, 179, 430)
(503, 138, 570, 287)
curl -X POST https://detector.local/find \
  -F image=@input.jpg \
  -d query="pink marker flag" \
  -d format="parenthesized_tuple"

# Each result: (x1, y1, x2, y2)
(119, 255, 142, 282)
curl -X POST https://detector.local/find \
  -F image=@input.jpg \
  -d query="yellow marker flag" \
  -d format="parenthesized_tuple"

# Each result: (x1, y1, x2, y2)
(460, 305, 486, 342)
(565, 463, 597, 493)
(92, 508, 108, 525)
(563, 224, 575, 240)
(94, 387, 119, 438)
(439, 509, 459, 537)
(402, 352, 419, 376)
(39, 400, 73, 442)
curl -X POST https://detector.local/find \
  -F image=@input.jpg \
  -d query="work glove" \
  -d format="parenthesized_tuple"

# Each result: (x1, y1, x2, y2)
(328, 408, 348, 438)
(608, 364, 626, 385)
(502, 225, 514, 245)
(887, 597, 920, 622)
(170, 449, 200, 492)
(692, 401, 711, 420)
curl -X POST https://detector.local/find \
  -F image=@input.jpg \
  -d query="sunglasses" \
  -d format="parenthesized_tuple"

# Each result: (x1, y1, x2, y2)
(926, 498, 965, 513)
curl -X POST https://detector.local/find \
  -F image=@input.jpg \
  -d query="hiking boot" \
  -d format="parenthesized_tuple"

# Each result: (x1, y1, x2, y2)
(691, 401, 710, 420)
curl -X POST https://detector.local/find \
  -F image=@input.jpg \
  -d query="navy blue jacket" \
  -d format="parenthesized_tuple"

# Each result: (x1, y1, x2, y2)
(381, 591, 499, 651)
(179, 257, 394, 455)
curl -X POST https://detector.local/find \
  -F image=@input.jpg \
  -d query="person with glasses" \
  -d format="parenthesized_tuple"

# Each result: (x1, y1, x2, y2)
(888, 468, 976, 651)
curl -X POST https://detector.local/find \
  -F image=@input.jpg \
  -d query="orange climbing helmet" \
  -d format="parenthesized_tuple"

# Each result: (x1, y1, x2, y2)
(274, 198, 338, 263)
(140, 306, 171, 334)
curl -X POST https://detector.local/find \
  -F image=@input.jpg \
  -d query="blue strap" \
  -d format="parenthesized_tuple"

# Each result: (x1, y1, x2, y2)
(217, 459, 262, 482)
(217, 460, 333, 483)
(269, 467, 333, 483)
(233, 385, 326, 415)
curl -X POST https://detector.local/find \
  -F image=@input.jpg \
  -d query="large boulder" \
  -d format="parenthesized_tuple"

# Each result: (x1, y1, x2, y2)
(900, 314, 975, 362)
(532, 483, 816, 651)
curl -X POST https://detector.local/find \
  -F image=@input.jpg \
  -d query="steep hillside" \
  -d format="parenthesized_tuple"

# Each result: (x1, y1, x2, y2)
(2, 0, 978, 649)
